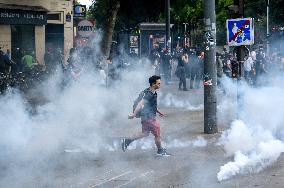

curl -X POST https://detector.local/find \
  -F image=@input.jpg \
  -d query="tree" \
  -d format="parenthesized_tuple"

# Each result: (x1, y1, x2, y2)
(89, 0, 120, 58)
(88, 0, 284, 52)
(89, 0, 166, 57)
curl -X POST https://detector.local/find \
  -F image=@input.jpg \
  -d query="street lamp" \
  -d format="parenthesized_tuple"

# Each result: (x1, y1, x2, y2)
(165, 0, 171, 51)
(182, 23, 189, 35)
(182, 23, 189, 47)
(267, 0, 270, 55)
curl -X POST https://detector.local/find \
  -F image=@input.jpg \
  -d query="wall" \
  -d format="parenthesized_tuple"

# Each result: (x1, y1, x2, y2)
(0, 0, 74, 63)
(35, 25, 45, 65)
(0, 25, 11, 52)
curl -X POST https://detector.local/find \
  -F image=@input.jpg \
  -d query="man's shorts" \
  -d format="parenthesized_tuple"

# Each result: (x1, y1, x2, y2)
(141, 119, 160, 137)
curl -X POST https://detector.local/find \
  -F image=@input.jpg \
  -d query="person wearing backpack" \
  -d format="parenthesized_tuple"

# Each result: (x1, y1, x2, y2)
(0, 47, 5, 74)
(121, 75, 171, 156)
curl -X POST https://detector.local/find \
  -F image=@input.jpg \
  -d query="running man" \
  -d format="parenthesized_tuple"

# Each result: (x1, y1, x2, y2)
(121, 75, 171, 156)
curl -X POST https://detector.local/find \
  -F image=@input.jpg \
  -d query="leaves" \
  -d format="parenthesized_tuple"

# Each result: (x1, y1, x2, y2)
(87, 0, 283, 46)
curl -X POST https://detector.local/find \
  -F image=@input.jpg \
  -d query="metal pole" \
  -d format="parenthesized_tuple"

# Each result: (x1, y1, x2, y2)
(203, 0, 217, 134)
(267, 0, 270, 55)
(183, 23, 188, 47)
(166, 0, 171, 51)
(236, 0, 245, 119)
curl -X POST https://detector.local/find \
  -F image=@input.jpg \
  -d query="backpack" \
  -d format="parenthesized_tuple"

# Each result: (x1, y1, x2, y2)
(133, 89, 147, 118)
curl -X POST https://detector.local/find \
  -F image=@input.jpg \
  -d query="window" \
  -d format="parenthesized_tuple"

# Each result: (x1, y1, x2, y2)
(47, 12, 63, 24)
(47, 13, 61, 21)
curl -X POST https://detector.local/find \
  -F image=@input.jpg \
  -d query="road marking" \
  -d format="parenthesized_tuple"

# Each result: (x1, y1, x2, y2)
(87, 170, 113, 180)
(88, 170, 132, 188)
(69, 170, 114, 187)
(114, 170, 154, 188)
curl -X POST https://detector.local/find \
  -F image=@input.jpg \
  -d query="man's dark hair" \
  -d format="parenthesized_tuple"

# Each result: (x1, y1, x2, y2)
(149, 75, 161, 86)
(107, 57, 112, 61)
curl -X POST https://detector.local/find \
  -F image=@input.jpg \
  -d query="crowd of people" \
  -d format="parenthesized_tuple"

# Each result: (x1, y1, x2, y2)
(148, 43, 284, 91)
(0, 47, 43, 93)
(216, 46, 284, 87)
(0, 46, 67, 93)
(0, 47, 46, 77)
(149, 44, 205, 91)
(1, 43, 283, 94)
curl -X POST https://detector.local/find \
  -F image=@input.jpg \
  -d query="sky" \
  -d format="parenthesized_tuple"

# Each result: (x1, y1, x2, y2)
(77, 0, 93, 8)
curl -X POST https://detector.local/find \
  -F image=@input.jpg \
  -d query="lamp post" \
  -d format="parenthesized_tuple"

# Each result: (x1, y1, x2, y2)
(165, 0, 171, 51)
(203, 0, 217, 134)
(267, 0, 270, 55)
(182, 23, 189, 47)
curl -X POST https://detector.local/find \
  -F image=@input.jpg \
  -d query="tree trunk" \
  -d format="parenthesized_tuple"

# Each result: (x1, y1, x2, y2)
(101, 0, 120, 58)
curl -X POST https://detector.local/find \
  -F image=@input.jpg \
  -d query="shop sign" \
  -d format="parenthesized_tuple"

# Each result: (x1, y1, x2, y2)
(74, 5, 86, 17)
(0, 9, 47, 25)
(77, 20, 94, 38)
(66, 12, 71, 22)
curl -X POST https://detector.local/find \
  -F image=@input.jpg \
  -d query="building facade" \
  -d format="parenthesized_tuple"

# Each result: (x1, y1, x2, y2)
(0, 0, 74, 64)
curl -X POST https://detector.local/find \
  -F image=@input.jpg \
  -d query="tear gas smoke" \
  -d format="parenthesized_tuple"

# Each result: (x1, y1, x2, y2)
(102, 136, 208, 151)
(217, 71, 284, 181)
(159, 93, 203, 110)
(0, 30, 202, 187)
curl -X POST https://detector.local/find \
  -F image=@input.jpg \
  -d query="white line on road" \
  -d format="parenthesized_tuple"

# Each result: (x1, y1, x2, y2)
(114, 170, 154, 188)
(88, 170, 132, 188)
(87, 170, 113, 180)
(69, 170, 114, 187)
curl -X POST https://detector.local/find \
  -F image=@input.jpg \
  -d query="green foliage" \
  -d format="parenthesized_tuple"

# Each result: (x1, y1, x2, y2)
(88, 0, 121, 28)
(245, 0, 284, 26)
(215, 0, 233, 45)
(245, 0, 284, 44)
(171, 0, 203, 24)
(89, 0, 164, 30)
(87, 0, 284, 46)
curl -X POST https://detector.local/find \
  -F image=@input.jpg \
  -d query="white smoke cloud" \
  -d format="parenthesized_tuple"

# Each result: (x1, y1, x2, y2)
(159, 93, 203, 110)
(217, 139, 284, 181)
(0, 30, 161, 187)
(0, 26, 210, 186)
(100, 136, 208, 152)
(217, 73, 284, 181)
(192, 136, 208, 147)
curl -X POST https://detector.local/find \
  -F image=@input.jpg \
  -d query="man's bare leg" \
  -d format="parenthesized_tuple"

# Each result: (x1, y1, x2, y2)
(122, 132, 149, 151)
(130, 132, 149, 141)
(154, 136, 162, 150)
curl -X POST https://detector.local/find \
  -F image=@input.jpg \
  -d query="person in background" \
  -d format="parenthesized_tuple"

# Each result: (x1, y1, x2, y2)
(149, 44, 161, 75)
(161, 48, 172, 85)
(196, 51, 204, 89)
(244, 53, 254, 84)
(13, 48, 23, 73)
(3, 49, 14, 76)
(22, 50, 37, 76)
(0, 47, 5, 74)
(44, 48, 54, 74)
(223, 54, 232, 78)
(175, 52, 188, 91)
(106, 57, 118, 87)
(216, 52, 223, 87)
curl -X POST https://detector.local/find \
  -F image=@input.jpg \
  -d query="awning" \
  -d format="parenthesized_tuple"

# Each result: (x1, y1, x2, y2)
(0, 3, 49, 12)
(0, 4, 48, 25)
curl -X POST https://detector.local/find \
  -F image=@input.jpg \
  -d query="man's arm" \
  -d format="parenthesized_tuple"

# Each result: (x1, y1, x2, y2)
(157, 109, 165, 117)
(128, 99, 144, 119)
